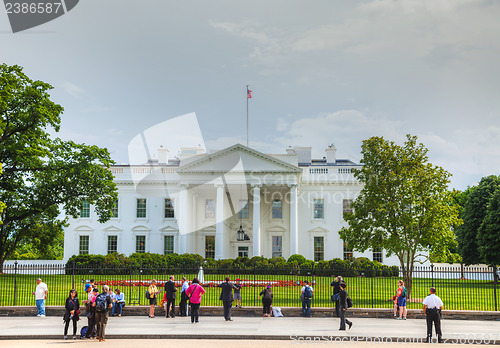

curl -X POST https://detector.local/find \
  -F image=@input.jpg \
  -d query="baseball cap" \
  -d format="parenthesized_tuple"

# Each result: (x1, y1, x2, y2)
(84, 283, 91, 291)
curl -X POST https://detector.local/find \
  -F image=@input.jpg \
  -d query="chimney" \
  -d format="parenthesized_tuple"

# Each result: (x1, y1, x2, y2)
(286, 146, 295, 155)
(158, 146, 169, 164)
(326, 144, 337, 165)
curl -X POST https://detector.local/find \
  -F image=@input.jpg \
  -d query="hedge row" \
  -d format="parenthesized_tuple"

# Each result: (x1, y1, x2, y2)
(66, 253, 399, 277)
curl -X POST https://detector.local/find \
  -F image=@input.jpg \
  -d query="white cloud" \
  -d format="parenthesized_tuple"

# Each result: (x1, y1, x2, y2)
(61, 82, 85, 98)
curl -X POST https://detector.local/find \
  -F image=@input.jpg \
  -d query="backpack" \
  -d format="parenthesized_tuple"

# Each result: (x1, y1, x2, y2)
(304, 286, 313, 299)
(401, 287, 407, 298)
(80, 326, 88, 338)
(95, 293, 107, 312)
(346, 296, 353, 308)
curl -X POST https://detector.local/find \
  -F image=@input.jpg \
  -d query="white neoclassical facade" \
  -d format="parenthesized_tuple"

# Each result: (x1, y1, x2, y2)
(63, 144, 400, 265)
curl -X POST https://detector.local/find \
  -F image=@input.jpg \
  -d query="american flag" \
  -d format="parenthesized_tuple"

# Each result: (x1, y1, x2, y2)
(247, 87, 252, 99)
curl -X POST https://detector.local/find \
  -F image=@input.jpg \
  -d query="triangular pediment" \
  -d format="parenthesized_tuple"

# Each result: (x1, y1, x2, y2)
(308, 227, 328, 234)
(160, 226, 179, 233)
(103, 226, 122, 233)
(177, 144, 300, 174)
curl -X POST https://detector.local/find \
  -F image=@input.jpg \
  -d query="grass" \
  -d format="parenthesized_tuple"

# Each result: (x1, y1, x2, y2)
(1, 271, 498, 311)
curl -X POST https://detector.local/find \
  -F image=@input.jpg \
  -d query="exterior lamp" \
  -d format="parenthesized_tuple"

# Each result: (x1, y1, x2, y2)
(237, 225, 245, 241)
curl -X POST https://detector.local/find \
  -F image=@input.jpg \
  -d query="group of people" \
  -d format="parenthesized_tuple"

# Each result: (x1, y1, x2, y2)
(147, 276, 206, 323)
(33, 274, 444, 343)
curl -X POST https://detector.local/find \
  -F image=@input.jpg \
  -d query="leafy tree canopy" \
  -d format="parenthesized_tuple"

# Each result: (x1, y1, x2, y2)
(0, 64, 117, 270)
(457, 175, 500, 265)
(478, 188, 500, 266)
(339, 135, 461, 295)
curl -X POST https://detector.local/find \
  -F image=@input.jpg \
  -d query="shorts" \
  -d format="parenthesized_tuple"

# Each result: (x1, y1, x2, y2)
(149, 297, 157, 305)
(234, 293, 242, 300)
(398, 297, 406, 307)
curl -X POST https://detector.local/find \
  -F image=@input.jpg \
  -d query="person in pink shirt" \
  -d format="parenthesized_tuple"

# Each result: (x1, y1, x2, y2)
(186, 277, 205, 323)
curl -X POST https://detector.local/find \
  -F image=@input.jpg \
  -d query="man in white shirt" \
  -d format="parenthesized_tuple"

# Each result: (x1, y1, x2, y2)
(422, 287, 444, 343)
(32, 278, 48, 317)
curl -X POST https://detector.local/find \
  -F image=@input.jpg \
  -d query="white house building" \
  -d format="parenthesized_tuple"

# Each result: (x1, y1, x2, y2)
(63, 144, 401, 265)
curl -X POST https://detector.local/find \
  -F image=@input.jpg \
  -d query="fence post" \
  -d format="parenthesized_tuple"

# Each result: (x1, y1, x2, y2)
(139, 268, 142, 306)
(13, 261, 18, 306)
(431, 264, 434, 288)
(371, 264, 374, 308)
(493, 266, 498, 312)
(253, 265, 256, 307)
(71, 261, 75, 290)
(129, 268, 132, 306)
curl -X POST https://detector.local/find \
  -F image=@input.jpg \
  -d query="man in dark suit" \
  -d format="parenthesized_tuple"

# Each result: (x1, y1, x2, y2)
(218, 276, 235, 321)
(164, 275, 177, 318)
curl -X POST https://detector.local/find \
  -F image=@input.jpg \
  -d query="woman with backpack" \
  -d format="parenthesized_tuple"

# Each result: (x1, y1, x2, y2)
(259, 284, 273, 317)
(339, 282, 353, 330)
(396, 280, 407, 320)
(63, 289, 80, 339)
(186, 277, 205, 323)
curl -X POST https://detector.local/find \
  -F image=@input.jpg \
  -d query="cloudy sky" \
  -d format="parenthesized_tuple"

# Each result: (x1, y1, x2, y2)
(2, 0, 500, 190)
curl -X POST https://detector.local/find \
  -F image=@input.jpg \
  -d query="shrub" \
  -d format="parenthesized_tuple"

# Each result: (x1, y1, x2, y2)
(287, 254, 306, 264)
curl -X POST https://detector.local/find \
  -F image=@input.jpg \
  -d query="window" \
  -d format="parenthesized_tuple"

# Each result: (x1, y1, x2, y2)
(314, 236, 324, 261)
(111, 199, 118, 218)
(164, 236, 174, 255)
(343, 199, 353, 219)
(373, 248, 383, 263)
(238, 200, 249, 219)
(272, 236, 282, 258)
(238, 246, 249, 258)
(338, 168, 351, 174)
(205, 236, 215, 259)
(272, 200, 282, 219)
(313, 199, 324, 219)
(164, 198, 175, 218)
(79, 235, 89, 255)
(136, 235, 146, 253)
(343, 242, 353, 261)
(80, 200, 90, 218)
(107, 236, 117, 254)
(205, 199, 215, 219)
(136, 199, 147, 218)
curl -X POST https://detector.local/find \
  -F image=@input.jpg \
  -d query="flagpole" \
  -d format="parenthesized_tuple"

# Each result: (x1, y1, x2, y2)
(246, 84, 249, 147)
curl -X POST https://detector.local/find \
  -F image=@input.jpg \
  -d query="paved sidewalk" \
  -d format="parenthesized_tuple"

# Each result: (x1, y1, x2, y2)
(1, 316, 500, 343)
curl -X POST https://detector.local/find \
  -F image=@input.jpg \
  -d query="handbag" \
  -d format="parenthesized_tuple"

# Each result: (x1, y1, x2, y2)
(331, 293, 340, 302)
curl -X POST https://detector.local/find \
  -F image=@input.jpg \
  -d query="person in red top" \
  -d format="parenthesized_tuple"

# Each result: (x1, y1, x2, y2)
(396, 280, 407, 320)
(186, 277, 205, 324)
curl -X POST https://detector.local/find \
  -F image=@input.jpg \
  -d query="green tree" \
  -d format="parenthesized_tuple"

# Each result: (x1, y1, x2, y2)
(457, 175, 500, 265)
(0, 64, 117, 271)
(339, 135, 460, 297)
(477, 187, 500, 266)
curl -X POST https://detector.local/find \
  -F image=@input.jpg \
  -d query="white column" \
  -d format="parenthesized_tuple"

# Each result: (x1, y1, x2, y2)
(215, 184, 225, 259)
(178, 184, 188, 254)
(252, 184, 261, 257)
(289, 184, 298, 255)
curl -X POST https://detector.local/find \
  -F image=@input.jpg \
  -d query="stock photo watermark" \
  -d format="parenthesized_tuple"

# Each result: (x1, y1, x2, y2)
(3, 0, 79, 32)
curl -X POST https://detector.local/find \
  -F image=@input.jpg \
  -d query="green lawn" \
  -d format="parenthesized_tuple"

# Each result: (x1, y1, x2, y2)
(1, 271, 498, 311)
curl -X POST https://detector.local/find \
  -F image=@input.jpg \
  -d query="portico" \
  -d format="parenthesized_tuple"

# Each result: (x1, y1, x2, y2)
(175, 144, 301, 258)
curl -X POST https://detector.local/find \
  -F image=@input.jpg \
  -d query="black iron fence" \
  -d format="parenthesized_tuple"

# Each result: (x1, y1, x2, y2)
(1, 262, 498, 311)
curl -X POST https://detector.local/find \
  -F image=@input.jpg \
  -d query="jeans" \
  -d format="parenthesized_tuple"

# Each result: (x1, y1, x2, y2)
(36, 299, 45, 316)
(112, 302, 124, 316)
(95, 311, 108, 340)
(64, 316, 78, 336)
(302, 298, 311, 317)
(262, 299, 272, 314)
(190, 303, 200, 323)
